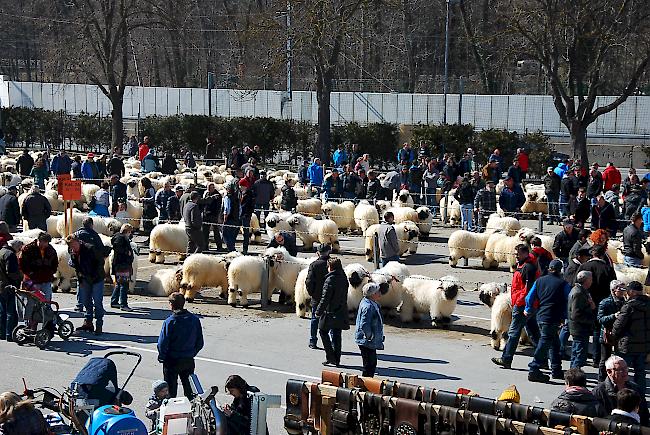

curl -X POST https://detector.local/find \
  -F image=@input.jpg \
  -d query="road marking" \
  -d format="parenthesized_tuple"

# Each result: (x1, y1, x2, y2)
(83, 339, 320, 381)
(455, 313, 491, 321)
(9, 354, 50, 363)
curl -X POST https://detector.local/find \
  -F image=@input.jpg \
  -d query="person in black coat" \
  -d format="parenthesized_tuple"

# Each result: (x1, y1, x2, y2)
(161, 153, 177, 175)
(305, 244, 331, 349)
(610, 388, 643, 425)
(590, 195, 618, 237)
(552, 219, 578, 265)
(315, 258, 350, 367)
(109, 175, 127, 216)
(16, 149, 34, 177)
(110, 224, 134, 310)
(106, 154, 125, 177)
(223, 375, 261, 435)
(0, 186, 20, 232)
(551, 368, 603, 417)
(280, 179, 298, 212)
(267, 232, 297, 258)
(572, 189, 590, 228)
(202, 183, 223, 252)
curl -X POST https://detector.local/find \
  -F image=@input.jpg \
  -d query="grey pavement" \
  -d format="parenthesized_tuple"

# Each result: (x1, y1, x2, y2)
(0, 219, 620, 433)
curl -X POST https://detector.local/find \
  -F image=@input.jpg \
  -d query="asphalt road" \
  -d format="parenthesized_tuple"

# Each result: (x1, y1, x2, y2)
(0, 218, 623, 433)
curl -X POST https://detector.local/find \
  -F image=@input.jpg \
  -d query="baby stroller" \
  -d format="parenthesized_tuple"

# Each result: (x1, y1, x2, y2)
(12, 284, 75, 348)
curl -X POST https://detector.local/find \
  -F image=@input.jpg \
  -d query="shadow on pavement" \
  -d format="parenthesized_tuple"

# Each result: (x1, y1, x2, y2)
(402, 254, 447, 266)
(44, 337, 112, 356)
(339, 366, 462, 381)
(341, 351, 447, 365)
(105, 306, 171, 322)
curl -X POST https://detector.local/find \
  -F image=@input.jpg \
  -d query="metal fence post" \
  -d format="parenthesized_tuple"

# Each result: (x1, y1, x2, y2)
(538, 212, 544, 233)
(443, 191, 450, 224)
(373, 232, 380, 270)
(260, 256, 270, 308)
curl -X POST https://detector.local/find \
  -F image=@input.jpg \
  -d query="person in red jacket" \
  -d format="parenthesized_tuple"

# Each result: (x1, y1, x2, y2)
(516, 148, 529, 177)
(492, 244, 541, 369)
(18, 232, 58, 302)
(602, 162, 622, 192)
(138, 136, 151, 162)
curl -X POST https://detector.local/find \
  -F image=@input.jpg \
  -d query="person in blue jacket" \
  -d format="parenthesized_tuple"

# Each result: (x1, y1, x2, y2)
(307, 158, 324, 194)
(157, 292, 204, 399)
(641, 203, 650, 232)
(397, 143, 416, 165)
(355, 282, 386, 377)
(50, 149, 73, 176)
(81, 153, 100, 183)
(332, 144, 348, 168)
(499, 176, 525, 215)
(323, 169, 343, 200)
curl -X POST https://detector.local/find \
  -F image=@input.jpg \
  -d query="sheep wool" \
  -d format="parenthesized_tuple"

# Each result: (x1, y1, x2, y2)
(295, 198, 322, 216)
(401, 275, 460, 327)
(393, 189, 414, 208)
(353, 201, 379, 234)
(287, 213, 340, 252)
(414, 206, 433, 237)
(265, 247, 314, 303)
(364, 221, 419, 262)
(146, 268, 183, 297)
(265, 211, 292, 239)
(483, 227, 535, 271)
(179, 252, 241, 301)
(226, 255, 267, 307)
(370, 261, 410, 314)
(447, 230, 491, 267)
(294, 267, 311, 318)
(148, 222, 188, 264)
(344, 263, 372, 312)
(321, 201, 356, 231)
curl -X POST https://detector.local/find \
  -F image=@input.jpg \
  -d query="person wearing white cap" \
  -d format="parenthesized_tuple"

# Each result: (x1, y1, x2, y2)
(355, 282, 386, 377)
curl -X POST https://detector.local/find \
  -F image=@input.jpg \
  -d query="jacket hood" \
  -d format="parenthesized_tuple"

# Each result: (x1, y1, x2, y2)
(559, 387, 598, 403)
(628, 295, 650, 311)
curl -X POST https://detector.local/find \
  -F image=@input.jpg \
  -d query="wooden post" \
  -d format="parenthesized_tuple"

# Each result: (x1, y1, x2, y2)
(320, 396, 336, 435)
(64, 200, 68, 237)
(260, 256, 270, 308)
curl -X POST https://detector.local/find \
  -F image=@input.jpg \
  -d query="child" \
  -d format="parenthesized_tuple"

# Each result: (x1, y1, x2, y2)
(531, 237, 553, 276)
(145, 380, 169, 429)
(115, 200, 129, 225)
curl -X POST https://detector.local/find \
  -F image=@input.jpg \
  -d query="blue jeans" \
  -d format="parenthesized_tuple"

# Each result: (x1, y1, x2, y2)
(255, 203, 269, 223)
(36, 282, 52, 302)
(570, 335, 589, 368)
(547, 194, 560, 224)
(425, 188, 438, 216)
(309, 305, 319, 346)
(461, 203, 474, 231)
(529, 322, 562, 374)
(559, 323, 570, 356)
(344, 192, 356, 200)
(593, 326, 602, 365)
(623, 353, 647, 393)
(502, 306, 541, 362)
(81, 281, 105, 327)
(222, 223, 239, 252)
(241, 215, 252, 254)
(0, 290, 17, 340)
(624, 256, 644, 267)
(381, 255, 400, 267)
(110, 275, 130, 307)
(559, 194, 568, 218)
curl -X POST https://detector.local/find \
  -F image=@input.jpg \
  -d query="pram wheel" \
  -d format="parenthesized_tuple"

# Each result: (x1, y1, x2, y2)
(12, 325, 29, 345)
(35, 329, 53, 349)
(58, 321, 74, 340)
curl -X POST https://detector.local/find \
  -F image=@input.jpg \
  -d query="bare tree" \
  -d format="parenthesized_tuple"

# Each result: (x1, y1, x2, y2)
(69, 0, 141, 152)
(503, 0, 650, 166)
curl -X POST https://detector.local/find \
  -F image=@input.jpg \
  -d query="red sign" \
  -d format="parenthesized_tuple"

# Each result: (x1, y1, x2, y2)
(57, 174, 71, 195)
(61, 180, 82, 201)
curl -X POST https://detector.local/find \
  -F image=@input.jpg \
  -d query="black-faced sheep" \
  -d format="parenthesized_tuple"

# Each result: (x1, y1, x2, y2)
(401, 275, 461, 327)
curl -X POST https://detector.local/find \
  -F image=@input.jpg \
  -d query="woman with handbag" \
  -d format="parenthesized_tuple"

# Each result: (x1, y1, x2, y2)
(110, 224, 134, 311)
(597, 280, 626, 381)
(314, 258, 349, 367)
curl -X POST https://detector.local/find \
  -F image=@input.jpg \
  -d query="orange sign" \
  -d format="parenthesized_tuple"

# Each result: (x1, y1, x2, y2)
(57, 174, 71, 195)
(61, 180, 82, 200)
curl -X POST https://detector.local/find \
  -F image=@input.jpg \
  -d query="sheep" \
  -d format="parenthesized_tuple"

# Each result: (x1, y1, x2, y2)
(226, 255, 267, 307)
(485, 213, 521, 236)
(353, 201, 379, 234)
(370, 261, 410, 314)
(146, 268, 183, 297)
(46, 216, 61, 237)
(375, 200, 392, 216)
(521, 185, 548, 214)
(179, 251, 241, 301)
(287, 213, 339, 252)
(82, 184, 100, 205)
(477, 282, 530, 350)
(1, 172, 22, 187)
(55, 210, 85, 237)
(43, 190, 64, 212)
(448, 230, 491, 267)
(294, 268, 311, 318)
(242, 213, 262, 244)
(439, 189, 461, 225)
(321, 201, 356, 231)
(608, 240, 650, 266)
(477, 282, 508, 308)
(615, 265, 650, 294)
(265, 211, 292, 239)
(363, 221, 419, 262)
(414, 206, 433, 237)
(483, 227, 536, 271)
(51, 241, 76, 293)
(148, 222, 188, 263)
(393, 189, 414, 208)
(265, 247, 314, 303)
(401, 275, 460, 327)
(123, 199, 143, 229)
(385, 207, 418, 225)
(295, 198, 322, 216)
(344, 263, 372, 312)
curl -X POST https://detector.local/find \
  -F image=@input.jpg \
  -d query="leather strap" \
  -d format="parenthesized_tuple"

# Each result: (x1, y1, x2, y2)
(381, 380, 396, 396)
(284, 379, 309, 433)
(458, 394, 470, 410)
(421, 386, 435, 403)
(322, 369, 343, 387)
(394, 398, 421, 434)
(360, 392, 387, 435)
(495, 400, 509, 418)
(468, 396, 496, 415)
(530, 406, 544, 425)
(523, 423, 540, 435)
(438, 405, 459, 431)
(396, 383, 421, 400)
(309, 382, 322, 431)
(510, 403, 530, 422)
(591, 417, 616, 433)
(477, 413, 498, 435)
(547, 410, 571, 428)
(361, 377, 383, 394)
(434, 390, 458, 407)
(423, 402, 435, 435)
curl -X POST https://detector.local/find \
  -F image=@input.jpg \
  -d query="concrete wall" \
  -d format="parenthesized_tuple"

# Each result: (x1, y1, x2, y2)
(2, 76, 650, 137)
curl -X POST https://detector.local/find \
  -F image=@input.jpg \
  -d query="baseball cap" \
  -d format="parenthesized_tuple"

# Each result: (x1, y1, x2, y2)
(174, 184, 184, 192)
(549, 259, 564, 272)
(317, 243, 332, 254)
(627, 281, 643, 292)
(563, 218, 574, 226)
(87, 153, 94, 158)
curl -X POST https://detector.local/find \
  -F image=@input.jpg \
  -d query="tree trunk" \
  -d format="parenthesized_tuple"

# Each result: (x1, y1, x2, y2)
(316, 78, 331, 164)
(110, 89, 124, 154)
(570, 119, 589, 168)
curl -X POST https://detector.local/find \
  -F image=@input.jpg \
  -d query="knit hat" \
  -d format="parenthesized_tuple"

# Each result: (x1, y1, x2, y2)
(497, 385, 521, 403)
(363, 282, 380, 298)
(627, 281, 643, 293)
(152, 380, 168, 394)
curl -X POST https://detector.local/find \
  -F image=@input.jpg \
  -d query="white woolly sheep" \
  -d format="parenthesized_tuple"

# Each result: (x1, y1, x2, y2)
(146, 268, 183, 297)
(393, 189, 414, 208)
(43, 190, 64, 212)
(179, 251, 241, 301)
(344, 263, 372, 313)
(321, 201, 356, 231)
(375, 200, 392, 216)
(485, 214, 521, 236)
(370, 261, 410, 314)
(287, 213, 339, 252)
(265, 211, 292, 239)
(148, 222, 188, 263)
(363, 221, 419, 262)
(476, 283, 530, 350)
(615, 265, 650, 294)
(294, 268, 311, 318)
(439, 191, 461, 225)
(483, 227, 536, 271)
(384, 206, 418, 225)
(265, 247, 314, 303)
(51, 242, 76, 293)
(82, 184, 100, 205)
(401, 275, 460, 327)
(477, 282, 508, 308)
(295, 198, 322, 216)
(414, 206, 433, 237)
(226, 254, 266, 307)
(354, 201, 379, 234)
(521, 185, 548, 214)
(447, 230, 491, 267)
